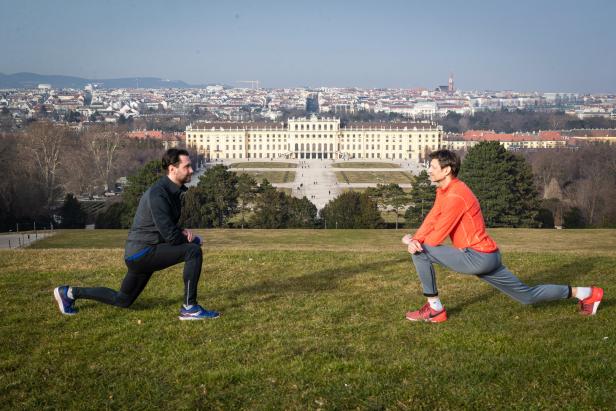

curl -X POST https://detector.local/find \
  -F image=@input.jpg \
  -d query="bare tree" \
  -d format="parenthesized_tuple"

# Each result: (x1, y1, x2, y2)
(61, 135, 97, 197)
(84, 125, 123, 192)
(22, 122, 70, 215)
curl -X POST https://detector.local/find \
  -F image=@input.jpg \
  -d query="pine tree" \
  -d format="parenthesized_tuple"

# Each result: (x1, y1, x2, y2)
(59, 193, 86, 228)
(321, 191, 383, 228)
(95, 202, 128, 229)
(287, 196, 318, 228)
(251, 180, 289, 228)
(405, 170, 436, 228)
(236, 173, 258, 229)
(179, 187, 210, 228)
(458, 141, 539, 227)
(196, 165, 239, 227)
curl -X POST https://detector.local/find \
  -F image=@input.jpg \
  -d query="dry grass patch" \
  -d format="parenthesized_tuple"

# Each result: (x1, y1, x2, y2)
(331, 162, 400, 168)
(238, 170, 296, 183)
(336, 171, 414, 184)
(229, 162, 296, 168)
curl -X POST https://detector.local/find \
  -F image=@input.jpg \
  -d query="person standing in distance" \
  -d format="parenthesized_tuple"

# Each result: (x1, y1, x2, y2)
(403, 149, 602, 323)
(54, 148, 219, 320)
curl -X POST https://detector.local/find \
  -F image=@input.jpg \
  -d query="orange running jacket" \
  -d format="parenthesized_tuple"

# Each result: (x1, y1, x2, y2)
(412, 177, 498, 253)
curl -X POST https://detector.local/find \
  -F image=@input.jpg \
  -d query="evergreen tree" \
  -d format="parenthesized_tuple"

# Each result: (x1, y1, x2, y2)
(251, 179, 289, 228)
(321, 191, 383, 228)
(405, 170, 436, 228)
(563, 207, 586, 228)
(95, 202, 128, 229)
(357, 192, 384, 228)
(458, 141, 539, 227)
(59, 193, 86, 228)
(196, 165, 239, 227)
(236, 173, 258, 229)
(179, 187, 211, 228)
(287, 196, 319, 228)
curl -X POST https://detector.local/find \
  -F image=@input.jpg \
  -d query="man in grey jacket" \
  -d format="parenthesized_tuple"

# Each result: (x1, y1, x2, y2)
(54, 148, 219, 320)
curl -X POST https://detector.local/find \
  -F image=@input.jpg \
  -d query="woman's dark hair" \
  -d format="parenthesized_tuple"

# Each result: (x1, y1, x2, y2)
(162, 148, 190, 172)
(428, 149, 460, 177)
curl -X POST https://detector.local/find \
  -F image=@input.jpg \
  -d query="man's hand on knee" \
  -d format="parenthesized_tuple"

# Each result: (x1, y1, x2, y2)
(182, 229, 194, 242)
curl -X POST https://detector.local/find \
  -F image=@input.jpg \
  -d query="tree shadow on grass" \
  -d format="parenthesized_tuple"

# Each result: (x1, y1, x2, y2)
(444, 257, 606, 317)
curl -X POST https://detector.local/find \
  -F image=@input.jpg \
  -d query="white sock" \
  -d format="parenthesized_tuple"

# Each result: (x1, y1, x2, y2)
(67, 287, 74, 300)
(575, 287, 592, 301)
(183, 304, 194, 310)
(428, 297, 443, 311)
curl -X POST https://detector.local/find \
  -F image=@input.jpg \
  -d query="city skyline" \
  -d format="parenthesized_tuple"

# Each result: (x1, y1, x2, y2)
(1, 0, 615, 93)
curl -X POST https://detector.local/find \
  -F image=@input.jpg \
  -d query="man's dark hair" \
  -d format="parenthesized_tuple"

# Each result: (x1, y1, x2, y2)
(162, 148, 190, 173)
(429, 149, 461, 177)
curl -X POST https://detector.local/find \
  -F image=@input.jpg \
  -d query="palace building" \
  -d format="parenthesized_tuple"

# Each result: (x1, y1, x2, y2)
(185, 115, 442, 161)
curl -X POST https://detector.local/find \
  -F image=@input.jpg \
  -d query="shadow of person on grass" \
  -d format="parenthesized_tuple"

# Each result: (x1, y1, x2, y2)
(213, 256, 408, 311)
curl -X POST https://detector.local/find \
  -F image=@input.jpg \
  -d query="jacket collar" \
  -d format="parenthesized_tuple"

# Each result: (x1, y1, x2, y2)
(437, 177, 459, 194)
(161, 175, 187, 195)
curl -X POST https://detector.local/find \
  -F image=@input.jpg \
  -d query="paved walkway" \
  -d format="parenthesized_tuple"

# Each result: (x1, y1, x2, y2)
(191, 159, 423, 209)
(0, 232, 54, 249)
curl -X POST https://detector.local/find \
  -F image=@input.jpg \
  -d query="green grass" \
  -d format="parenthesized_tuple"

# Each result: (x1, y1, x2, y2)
(229, 162, 296, 168)
(2, 229, 616, 409)
(336, 171, 414, 184)
(341, 188, 413, 194)
(238, 171, 296, 183)
(331, 162, 400, 168)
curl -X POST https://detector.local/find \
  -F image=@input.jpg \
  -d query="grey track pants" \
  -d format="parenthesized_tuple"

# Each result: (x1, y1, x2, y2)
(411, 244, 570, 304)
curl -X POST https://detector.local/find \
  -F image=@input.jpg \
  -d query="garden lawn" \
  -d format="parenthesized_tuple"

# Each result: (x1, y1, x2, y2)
(336, 171, 414, 184)
(229, 162, 296, 169)
(1, 229, 615, 409)
(237, 171, 296, 184)
(331, 162, 400, 169)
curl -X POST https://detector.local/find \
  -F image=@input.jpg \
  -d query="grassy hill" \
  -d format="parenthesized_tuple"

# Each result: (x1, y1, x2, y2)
(2, 229, 615, 409)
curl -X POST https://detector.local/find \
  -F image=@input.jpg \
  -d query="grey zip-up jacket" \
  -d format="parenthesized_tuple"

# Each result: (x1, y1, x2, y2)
(124, 176, 188, 259)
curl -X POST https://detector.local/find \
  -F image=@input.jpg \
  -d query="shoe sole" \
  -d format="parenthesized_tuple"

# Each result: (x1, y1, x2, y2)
(54, 287, 75, 315)
(581, 287, 603, 316)
(591, 300, 601, 315)
(178, 314, 220, 321)
(405, 315, 447, 323)
(407, 318, 447, 323)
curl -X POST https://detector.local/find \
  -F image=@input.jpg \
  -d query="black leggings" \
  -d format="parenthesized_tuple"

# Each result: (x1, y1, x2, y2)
(72, 243, 202, 308)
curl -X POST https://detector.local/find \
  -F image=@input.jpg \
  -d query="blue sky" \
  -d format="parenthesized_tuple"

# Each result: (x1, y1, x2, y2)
(1, 0, 615, 92)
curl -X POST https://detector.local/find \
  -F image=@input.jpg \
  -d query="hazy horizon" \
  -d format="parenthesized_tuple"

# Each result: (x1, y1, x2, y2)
(2, 0, 615, 93)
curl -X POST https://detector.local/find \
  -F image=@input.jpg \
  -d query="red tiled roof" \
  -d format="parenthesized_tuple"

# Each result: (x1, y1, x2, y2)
(463, 130, 564, 142)
(128, 130, 184, 140)
(128, 130, 163, 139)
(538, 131, 563, 141)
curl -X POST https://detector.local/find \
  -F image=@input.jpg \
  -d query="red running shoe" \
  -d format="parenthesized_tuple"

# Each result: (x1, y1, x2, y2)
(579, 286, 603, 316)
(406, 302, 447, 323)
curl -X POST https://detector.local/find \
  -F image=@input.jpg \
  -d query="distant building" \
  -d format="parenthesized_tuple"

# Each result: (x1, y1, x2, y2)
(443, 130, 568, 151)
(565, 129, 616, 144)
(127, 129, 185, 149)
(186, 115, 442, 161)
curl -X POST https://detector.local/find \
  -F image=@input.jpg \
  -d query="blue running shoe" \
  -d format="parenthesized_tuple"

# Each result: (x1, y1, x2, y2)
(54, 285, 77, 315)
(178, 304, 220, 320)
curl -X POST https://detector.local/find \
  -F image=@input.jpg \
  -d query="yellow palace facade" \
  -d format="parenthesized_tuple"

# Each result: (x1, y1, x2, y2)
(185, 115, 442, 161)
